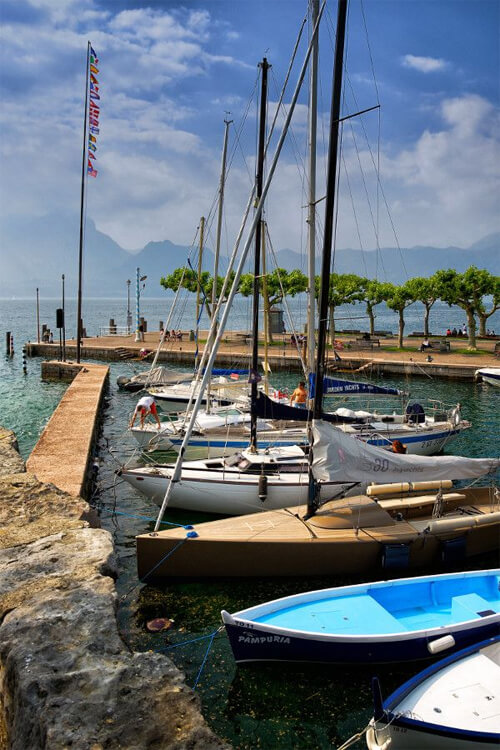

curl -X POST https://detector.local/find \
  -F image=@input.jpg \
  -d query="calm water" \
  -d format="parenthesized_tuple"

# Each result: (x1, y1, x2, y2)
(1, 297, 499, 749)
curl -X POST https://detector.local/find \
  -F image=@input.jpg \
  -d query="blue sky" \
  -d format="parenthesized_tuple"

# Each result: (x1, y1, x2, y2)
(0, 0, 498, 257)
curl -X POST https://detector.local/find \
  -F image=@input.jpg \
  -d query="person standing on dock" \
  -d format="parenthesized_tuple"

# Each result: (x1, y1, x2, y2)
(290, 381, 307, 408)
(130, 395, 161, 429)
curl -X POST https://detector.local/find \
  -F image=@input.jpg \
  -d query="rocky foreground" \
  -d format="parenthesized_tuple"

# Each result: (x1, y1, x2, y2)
(0, 426, 228, 749)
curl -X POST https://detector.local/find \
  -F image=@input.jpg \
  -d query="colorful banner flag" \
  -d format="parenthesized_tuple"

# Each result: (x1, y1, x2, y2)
(87, 44, 100, 178)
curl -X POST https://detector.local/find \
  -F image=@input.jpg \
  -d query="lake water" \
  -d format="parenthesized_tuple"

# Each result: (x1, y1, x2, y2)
(1, 297, 499, 748)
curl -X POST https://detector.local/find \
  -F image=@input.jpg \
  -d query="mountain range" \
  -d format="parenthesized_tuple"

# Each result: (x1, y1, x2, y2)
(1, 213, 498, 298)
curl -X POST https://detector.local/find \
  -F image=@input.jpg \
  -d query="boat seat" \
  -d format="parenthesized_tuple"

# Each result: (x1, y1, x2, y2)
(451, 593, 495, 620)
(378, 492, 467, 511)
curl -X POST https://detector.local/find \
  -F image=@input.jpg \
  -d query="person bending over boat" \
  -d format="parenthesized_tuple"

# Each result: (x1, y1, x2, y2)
(391, 439, 407, 454)
(290, 381, 307, 408)
(130, 395, 161, 429)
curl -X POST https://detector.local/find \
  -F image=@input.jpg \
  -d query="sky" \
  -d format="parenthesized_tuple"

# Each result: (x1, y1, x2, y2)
(0, 0, 499, 259)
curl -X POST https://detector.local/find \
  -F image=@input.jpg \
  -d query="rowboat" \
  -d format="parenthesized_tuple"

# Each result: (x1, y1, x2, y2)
(367, 635, 500, 749)
(221, 569, 500, 664)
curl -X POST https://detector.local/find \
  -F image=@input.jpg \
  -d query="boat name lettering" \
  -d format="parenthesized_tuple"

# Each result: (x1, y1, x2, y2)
(238, 634, 291, 645)
(372, 458, 389, 472)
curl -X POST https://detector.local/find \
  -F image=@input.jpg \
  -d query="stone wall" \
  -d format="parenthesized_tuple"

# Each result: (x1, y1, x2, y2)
(0, 428, 228, 749)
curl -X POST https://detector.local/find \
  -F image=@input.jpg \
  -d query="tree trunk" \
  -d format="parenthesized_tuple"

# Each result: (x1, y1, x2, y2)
(478, 313, 487, 338)
(423, 304, 430, 337)
(466, 307, 477, 349)
(366, 303, 375, 335)
(398, 309, 404, 348)
(329, 305, 335, 345)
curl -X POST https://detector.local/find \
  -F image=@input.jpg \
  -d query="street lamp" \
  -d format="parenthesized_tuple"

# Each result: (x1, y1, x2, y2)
(126, 279, 132, 333)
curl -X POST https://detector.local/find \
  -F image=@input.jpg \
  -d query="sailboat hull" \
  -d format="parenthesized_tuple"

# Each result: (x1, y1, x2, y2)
(122, 466, 352, 515)
(131, 424, 466, 457)
(135, 487, 500, 580)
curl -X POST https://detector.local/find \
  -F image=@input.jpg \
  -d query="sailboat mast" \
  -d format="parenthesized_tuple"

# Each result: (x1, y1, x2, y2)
(206, 119, 232, 411)
(195, 216, 205, 370)
(307, 0, 319, 378)
(212, 118, 232, 319)
(307, 0, 347, 518)
(76, 41, 91, 364)
(313, 0, 347, 418)
(250, 57, 270, 453)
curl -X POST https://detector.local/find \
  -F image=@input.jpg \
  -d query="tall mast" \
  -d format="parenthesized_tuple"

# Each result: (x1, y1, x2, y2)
(212, 118, 232, 322)
(76, 41, 91, 363)
(307, 0, 319, 379)
(250, 57, 270, 453)
(307, 0, 348, 516)
(206, 119, 232, 411)
(194, 216, 205, 371)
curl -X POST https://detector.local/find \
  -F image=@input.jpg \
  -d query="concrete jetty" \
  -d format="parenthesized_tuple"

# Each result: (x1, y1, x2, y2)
(26, 362, 109, 498)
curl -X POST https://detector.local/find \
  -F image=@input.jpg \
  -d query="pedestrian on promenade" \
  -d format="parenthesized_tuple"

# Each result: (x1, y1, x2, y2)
(130, 395, 161, 429)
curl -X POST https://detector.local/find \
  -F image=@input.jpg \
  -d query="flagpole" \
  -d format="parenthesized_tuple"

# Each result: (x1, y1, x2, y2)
(76, 41, 91, 363)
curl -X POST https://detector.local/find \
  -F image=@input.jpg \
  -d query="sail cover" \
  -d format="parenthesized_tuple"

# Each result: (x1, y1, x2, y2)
(308, 374, 403, 397)
(254, 392, 358, 424)
(312, 420, 500, 483)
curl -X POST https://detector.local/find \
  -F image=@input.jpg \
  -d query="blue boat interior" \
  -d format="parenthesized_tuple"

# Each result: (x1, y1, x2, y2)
(254, 574, 500, 635)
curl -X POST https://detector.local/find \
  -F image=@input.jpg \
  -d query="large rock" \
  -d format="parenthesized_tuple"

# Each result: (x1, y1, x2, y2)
(0, 428, 25, 477)
(0, 429, 228, 749)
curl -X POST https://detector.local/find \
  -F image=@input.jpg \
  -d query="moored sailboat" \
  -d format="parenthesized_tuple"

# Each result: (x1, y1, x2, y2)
(134, 0, 499, 579)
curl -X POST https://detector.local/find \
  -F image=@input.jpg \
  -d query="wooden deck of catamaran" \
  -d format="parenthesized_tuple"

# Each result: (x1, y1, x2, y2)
(136, 486, 499, 580)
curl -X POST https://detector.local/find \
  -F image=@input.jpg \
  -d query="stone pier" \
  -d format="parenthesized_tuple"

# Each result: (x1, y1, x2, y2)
(0, 376, 227, 747)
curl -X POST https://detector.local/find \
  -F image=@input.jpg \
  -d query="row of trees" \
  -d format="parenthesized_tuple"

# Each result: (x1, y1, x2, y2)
(160, 266, 499, 350)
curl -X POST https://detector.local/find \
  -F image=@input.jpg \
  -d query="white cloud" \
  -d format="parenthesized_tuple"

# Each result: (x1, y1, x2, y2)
(402, 55, 448, 73)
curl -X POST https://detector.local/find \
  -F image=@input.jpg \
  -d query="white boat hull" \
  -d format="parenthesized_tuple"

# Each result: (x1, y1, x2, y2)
(121, 466, 354, 515)
(131, 423, 466, 457)
(475, 367, 500, 387)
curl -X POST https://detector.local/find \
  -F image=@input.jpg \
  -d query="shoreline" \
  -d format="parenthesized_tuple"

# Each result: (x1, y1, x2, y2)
(26, 331, 498, 381)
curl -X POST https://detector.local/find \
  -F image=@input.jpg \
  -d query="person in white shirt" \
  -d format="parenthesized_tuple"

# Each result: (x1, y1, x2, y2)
(130, 395, 161, 429)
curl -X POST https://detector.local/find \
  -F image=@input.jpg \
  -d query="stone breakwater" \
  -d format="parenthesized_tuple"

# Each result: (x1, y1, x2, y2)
(0, 427, 228, 749)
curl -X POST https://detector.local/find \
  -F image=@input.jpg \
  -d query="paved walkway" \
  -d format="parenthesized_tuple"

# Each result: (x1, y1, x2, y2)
(27, 363, 109, 496)
(64, 331, 498, 368)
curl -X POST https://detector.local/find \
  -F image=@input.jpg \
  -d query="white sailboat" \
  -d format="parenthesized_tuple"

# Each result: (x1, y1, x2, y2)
(133, 0, 499, 580)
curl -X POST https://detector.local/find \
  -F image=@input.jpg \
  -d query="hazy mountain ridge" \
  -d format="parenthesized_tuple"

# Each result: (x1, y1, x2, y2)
(1, 214, 498, 297)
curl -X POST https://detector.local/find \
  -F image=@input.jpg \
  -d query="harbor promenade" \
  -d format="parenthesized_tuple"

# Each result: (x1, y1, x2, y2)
(26, 331, 499, 380)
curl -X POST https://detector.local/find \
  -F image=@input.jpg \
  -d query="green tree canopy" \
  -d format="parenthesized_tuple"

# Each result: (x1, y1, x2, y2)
(239, 268, 308, 341)
(360, 278, 388, 335)
(314, 273, 365, 343)
(383, 282, 414, 348)
(405, 276, 439, 337)
(434, 266, 496, 348)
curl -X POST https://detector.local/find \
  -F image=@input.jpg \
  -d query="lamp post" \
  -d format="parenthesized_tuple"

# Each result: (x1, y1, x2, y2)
(62, 274, 66, 361)
(36, 287, 40, 343)
(126, 279, 132, 333)
(134, 269, 147, 342)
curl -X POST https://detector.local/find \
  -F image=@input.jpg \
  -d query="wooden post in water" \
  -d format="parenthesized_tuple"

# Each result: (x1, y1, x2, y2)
(36, 287, 40, 343)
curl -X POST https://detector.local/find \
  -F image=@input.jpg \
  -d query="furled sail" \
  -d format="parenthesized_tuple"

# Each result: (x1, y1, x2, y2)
(254, 392, 358, 423)
(312, 420, 500, 483)
(308, 374, 404, 397)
